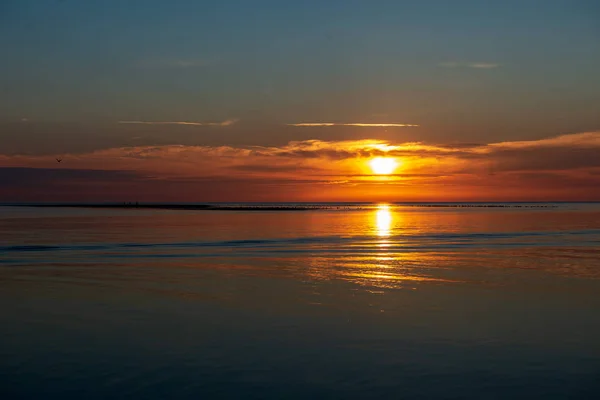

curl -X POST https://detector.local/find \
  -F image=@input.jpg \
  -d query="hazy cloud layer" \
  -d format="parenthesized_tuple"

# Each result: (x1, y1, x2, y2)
(0, 167, 144, 187)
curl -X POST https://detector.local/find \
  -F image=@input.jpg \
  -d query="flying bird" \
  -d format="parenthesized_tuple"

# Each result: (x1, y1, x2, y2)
(56, 158, 62, 163)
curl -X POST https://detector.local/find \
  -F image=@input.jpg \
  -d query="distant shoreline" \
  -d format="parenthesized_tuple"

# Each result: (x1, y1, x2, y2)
(2, 203, 559, 211)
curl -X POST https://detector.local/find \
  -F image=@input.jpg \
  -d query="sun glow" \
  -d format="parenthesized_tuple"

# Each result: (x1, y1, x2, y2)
(369, 157, 398, 175)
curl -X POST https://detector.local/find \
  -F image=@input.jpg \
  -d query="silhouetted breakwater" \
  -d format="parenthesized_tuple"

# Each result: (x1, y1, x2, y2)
(402, 204, 557, 208)
(15, 203, 558, 211)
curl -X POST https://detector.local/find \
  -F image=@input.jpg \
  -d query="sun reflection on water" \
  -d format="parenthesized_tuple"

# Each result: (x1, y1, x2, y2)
(375, 204, 392, 238)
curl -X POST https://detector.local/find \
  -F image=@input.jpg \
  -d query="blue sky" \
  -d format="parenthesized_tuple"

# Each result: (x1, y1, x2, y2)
(1, 0, 599, 153)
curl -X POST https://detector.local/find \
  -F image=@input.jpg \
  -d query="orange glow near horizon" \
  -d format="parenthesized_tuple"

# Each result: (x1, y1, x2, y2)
(2, 133, 600, 202)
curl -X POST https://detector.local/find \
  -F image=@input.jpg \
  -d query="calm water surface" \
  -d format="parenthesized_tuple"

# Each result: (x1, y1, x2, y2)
(1, 204, 600, 399)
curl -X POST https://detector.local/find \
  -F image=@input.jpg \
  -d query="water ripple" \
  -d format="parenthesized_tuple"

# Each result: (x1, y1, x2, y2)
(1, 230, 599, 263)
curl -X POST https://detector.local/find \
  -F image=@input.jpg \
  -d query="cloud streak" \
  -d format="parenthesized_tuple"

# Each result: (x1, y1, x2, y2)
(469, 63, 499, 69)
(118, 119, 238, 127)
(287, 122, 419, 127)
(440, 62, 500, 69)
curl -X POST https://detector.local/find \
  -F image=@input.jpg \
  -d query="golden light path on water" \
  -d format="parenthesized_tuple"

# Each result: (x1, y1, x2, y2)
(330, 203, 457, 288)
(375, 204, 392, 238)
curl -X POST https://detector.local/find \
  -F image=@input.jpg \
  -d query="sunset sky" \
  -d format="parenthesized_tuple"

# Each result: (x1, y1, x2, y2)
(1, 0, 600, 201)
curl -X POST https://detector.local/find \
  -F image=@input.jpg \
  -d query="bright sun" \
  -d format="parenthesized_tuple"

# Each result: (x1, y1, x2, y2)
(369, 157, 398, 175)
